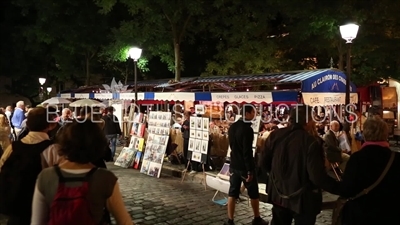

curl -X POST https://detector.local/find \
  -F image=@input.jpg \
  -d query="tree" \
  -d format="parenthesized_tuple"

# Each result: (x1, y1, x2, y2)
(270, 0, 400, 85)
(202, 0, 281, 76)
(0, 0, 57, 105)
(13, 0, 113, 85)
(95, 0, 206, 81)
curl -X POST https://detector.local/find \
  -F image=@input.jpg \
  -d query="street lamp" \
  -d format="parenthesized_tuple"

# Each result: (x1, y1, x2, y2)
(340, 23, 359, 121)
(47, 87, 52, 98)
(39, 78, 46, 85)
(38, 78, 46, 100)
(128, 47, 142, 105)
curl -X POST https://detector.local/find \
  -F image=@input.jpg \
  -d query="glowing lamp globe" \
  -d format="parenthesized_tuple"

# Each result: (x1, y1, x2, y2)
(340, 23, 359, 43)
(39, 78, 46, 85)
(128, 47, 142, 61)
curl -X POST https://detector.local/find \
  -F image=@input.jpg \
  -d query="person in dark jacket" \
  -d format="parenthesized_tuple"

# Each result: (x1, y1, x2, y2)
(225, 105, 268, 225)
(339, 117, 400, 225)
(181, 111, 199, 172)
(102, 106, 122, 161)
(260, 105, 339, 225)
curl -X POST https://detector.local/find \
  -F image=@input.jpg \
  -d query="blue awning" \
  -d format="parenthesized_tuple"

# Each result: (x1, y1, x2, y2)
(278, 69, 356, 93)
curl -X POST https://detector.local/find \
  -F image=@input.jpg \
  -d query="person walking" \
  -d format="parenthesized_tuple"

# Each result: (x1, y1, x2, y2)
(225, 105, 269, 225)
(0, 107, 58, 225)
(31, 120, 133, 225)
(259, 105, 339, 225)
(102, 106, 122, 161)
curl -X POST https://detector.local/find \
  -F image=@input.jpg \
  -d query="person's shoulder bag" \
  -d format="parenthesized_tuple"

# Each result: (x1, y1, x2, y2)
(332, 151, 395, 225)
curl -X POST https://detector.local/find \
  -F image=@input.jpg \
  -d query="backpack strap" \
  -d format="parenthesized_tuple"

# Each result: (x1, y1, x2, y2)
(54, 165, 98, 183)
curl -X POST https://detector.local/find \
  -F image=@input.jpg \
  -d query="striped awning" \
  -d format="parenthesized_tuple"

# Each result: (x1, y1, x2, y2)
(58, 91, 298, 103)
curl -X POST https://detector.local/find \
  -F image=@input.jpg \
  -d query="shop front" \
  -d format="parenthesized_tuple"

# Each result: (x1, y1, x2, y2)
(278, 69, 358, 106)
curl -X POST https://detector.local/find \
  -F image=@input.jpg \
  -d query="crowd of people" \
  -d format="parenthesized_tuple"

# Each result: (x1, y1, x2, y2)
(0, 101, 132, 225)
(223, 105, 400, 225)
(1, 100, 399, 225)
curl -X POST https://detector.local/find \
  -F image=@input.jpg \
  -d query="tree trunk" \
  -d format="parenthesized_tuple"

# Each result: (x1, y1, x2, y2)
(85, 55, 90, 86)
(174, 42, 181, 81)
(124, 62, 129, 85)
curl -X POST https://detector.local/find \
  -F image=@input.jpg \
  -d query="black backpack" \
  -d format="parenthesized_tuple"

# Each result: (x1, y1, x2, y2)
(0, 140, 53, 216)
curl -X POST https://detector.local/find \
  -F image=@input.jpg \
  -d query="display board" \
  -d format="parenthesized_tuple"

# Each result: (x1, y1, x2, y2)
(226, 115, 260, 159)
(188, 116, 210, 163)
(140, 111, 171, 178)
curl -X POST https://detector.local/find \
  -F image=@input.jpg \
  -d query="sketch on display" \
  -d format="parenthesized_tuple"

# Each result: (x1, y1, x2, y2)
(140, 111, 171, 178)
(188, 116, 210, 163)
(190, 130, 196, 138)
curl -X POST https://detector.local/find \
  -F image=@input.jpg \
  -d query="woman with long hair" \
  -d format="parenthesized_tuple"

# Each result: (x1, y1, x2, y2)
(31, 120, 133, 224)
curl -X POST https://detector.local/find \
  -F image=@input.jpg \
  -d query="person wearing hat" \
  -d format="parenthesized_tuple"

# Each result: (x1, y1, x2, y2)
(259, 105, 339, 225)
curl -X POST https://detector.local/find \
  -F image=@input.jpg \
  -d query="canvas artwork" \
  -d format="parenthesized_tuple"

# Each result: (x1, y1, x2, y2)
(196, 130, 202, 139)
(188, 139, 195, 151)
(129, 136, 137, 149)
(201, 140, 208, 154)
(197, 117, 203, 130)
(190, 130, 196, 138)
(190, 117, 196, 129)
(133, 152, 142, 169)
(195, 104, 205, 115)
(191, 152, 201, 162)
(114, 148, 136, 168)
(202, 131, 209, 141)
(195, 139, 202, 152)
(140, 160, 150, 173)
(148, 162, 162, 178)
(202, 118, 209, 131)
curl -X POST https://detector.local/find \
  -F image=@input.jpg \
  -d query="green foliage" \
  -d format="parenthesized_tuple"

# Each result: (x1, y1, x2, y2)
(13, 0, 113, 85)
(95, 0, 207, 81)
(203, 0, 280, 76)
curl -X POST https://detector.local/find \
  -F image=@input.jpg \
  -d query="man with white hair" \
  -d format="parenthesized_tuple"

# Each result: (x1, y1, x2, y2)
(59, 108, 73, 125)
(11, 101, 26, 135)
(323, 120, 349, 172)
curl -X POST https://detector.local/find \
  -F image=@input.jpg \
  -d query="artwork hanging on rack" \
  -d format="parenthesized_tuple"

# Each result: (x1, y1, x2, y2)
(202, 131, 209, 140)
(190, 130, 196, 138)
(140, 111, 171, 178)
(188, 116, 210, 163)
(202, 118, 209, 131)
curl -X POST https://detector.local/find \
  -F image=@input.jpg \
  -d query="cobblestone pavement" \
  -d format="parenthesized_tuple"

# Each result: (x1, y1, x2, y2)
(4, 142, 400, 225)
(109, 163, 334, 225)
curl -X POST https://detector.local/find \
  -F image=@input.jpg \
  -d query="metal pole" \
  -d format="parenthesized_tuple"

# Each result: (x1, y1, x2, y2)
(134, 60, 138, 107)
(345, 42, 352, 121)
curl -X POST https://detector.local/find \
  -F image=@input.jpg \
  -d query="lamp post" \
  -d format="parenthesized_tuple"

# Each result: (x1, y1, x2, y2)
(38, 78, 46, 100)
(128, 47, 142, 105)
(340, 23, 359, 121)
(47, 87, 52, 98)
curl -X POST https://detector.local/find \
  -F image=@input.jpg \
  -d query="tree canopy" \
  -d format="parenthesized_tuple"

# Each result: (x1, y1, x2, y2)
(1, 0, 399, 102)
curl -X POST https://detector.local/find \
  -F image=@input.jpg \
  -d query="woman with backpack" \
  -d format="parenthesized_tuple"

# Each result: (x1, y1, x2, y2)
(31, 120, 133, 225)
